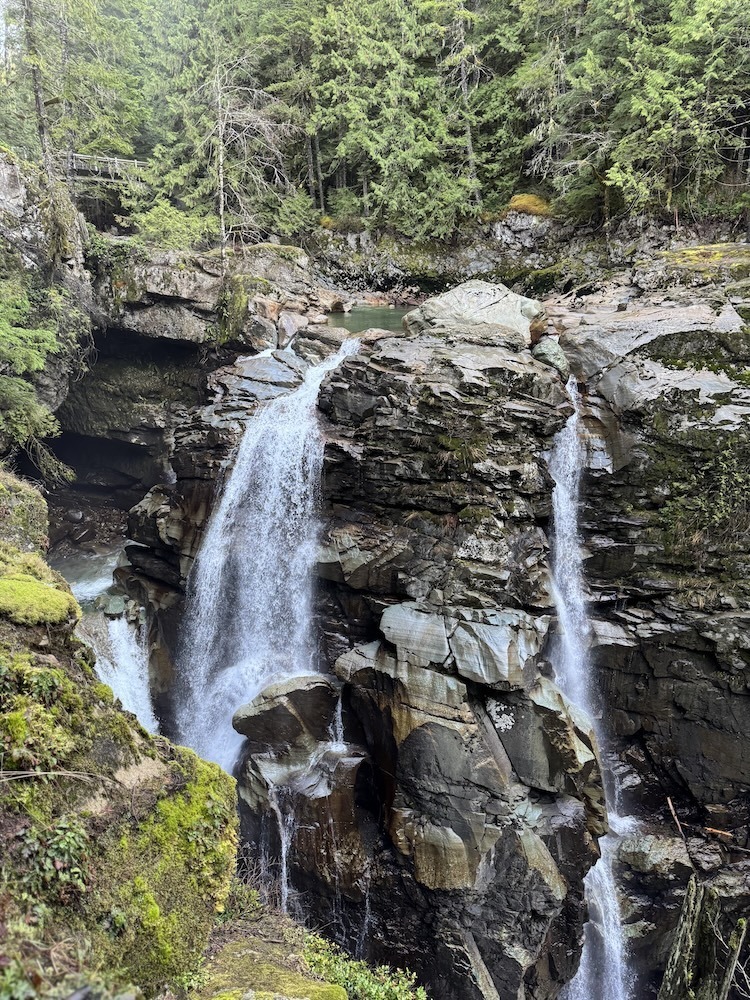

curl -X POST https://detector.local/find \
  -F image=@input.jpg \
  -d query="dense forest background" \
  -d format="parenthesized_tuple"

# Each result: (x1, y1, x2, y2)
(1, 0, 750, 243)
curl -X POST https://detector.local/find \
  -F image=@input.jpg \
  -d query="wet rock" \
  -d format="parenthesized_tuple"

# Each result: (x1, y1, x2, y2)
(532, 336, 570, 379)
(278, 310, 309, 348)
(101, 594, 126, 618)
(233, 675, 339, 750)
(617, 832, 694, 981)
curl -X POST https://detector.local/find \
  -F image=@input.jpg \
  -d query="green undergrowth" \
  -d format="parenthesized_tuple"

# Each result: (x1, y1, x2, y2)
(304, 935, 428, 1000)
(191, 895, 429, 1000)
(0, 237, 90, 479)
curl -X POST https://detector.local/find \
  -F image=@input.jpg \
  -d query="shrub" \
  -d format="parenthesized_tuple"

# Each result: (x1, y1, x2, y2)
(304, 934, 429, 1000)
(275, 189, 318, 238)
(130, 198, 219, 250)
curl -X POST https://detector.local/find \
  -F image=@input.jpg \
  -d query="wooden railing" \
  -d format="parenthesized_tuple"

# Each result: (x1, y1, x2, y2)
(58, 153, 149, 183)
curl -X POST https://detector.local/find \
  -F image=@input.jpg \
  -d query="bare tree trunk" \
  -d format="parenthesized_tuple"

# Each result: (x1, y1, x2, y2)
(362, 168, 369, 217)
(215, 69, 227, 272)
(23, 0, 54, 183)
(455, 14, 480, 205)
(718, 919, 747, 1000)
(305, 134, 317, 207)
(314, 132, 325, 214)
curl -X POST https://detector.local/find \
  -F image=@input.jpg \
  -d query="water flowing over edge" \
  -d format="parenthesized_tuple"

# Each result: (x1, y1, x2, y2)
(55, 546, 159, 734)
(94, 618, 159, 734)
(549, 376, 635, 1000)
(176, 339, 360, 771)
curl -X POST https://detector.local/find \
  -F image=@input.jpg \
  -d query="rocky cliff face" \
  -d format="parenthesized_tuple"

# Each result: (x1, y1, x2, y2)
(227, 276, 750, 999)
(550, 279, 750, 992)
(232, 283, 607, 1000)
(37, 221, 750, 998)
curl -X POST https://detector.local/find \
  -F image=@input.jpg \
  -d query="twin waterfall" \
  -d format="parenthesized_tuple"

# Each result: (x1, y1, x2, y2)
(549, 377, 634, 1000)
(176, 340, 359, 770)
(169, 343, 632, 993)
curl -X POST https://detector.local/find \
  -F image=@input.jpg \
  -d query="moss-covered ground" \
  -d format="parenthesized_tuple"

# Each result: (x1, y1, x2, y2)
(191, 881, 428, 1000)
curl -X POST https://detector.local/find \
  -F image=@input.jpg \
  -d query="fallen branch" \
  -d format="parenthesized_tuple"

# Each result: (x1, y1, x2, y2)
(667, 796, 686, 841)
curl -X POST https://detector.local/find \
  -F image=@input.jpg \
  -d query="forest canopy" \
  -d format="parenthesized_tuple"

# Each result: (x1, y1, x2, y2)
(1, 0, 749, 242)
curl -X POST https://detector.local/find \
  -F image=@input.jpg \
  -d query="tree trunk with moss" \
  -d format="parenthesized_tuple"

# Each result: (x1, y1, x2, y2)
(659, 875, 748, 1000)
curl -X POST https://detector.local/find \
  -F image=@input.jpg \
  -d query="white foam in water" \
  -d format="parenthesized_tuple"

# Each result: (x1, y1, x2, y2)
(549, 376, 634, 1000)
(95, 618, 159, 733)
(51, 544, 120, 605)
(176, 340, 360, 770)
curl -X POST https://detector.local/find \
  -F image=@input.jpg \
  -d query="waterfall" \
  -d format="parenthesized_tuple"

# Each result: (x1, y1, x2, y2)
(176, 340, 359, 770)
(549, 376, 634, 1000)
(356, 862, 373, 959)
(56, 544, 158, 734)
(269, 788, 297, 915)
(77, 613, 158, 733)
(97, 619, 159, 733)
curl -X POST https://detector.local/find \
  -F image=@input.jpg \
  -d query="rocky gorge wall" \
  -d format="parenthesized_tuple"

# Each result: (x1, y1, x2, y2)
(9, 184, 750, 998)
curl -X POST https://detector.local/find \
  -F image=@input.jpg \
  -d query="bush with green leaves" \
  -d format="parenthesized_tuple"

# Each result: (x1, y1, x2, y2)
(303, 934, 429, 1000)
(129, 198, 219, 250)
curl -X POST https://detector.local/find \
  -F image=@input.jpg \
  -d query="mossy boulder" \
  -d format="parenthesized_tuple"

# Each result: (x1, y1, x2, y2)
(0, 469, 49, 551)
(190, 905, 428, 1000)
(193, 940, 347, 1000)
(0, 540, 79, 628)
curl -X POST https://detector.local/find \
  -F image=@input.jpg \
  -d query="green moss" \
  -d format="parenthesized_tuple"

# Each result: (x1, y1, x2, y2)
(1, 693, 77, 767)
(92, 680, 116, 704)
(646, 243, 750, 283)
(0, 539, 79, 627)
(435, 434, 488, 470)
(0, 470, 49, 552)
(87, 748, 238, 995)
(0, 572, 79, 625)
(504, 193, 552, 217)
(249, 242, 307, 263)
(220, 274, 274, 344)
(643, 427, 750, 562)
(458, 505, 494, 525)
(192, 941, 346, 1000)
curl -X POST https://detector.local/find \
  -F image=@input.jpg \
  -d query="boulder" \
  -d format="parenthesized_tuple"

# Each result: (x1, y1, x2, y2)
(233, 674, 339, 749)
(403, 279, 543, 348)
(532, 336, 570, 379)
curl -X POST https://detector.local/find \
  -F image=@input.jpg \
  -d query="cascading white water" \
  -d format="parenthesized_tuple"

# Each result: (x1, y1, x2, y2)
(549, 376, 634, 1000)
(356, 862, 373, 959)
(268, 788, 297, 915)
(176, 340, 359, 770)
(56, 544, 159, 734)
(94, 618, 159, 734)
